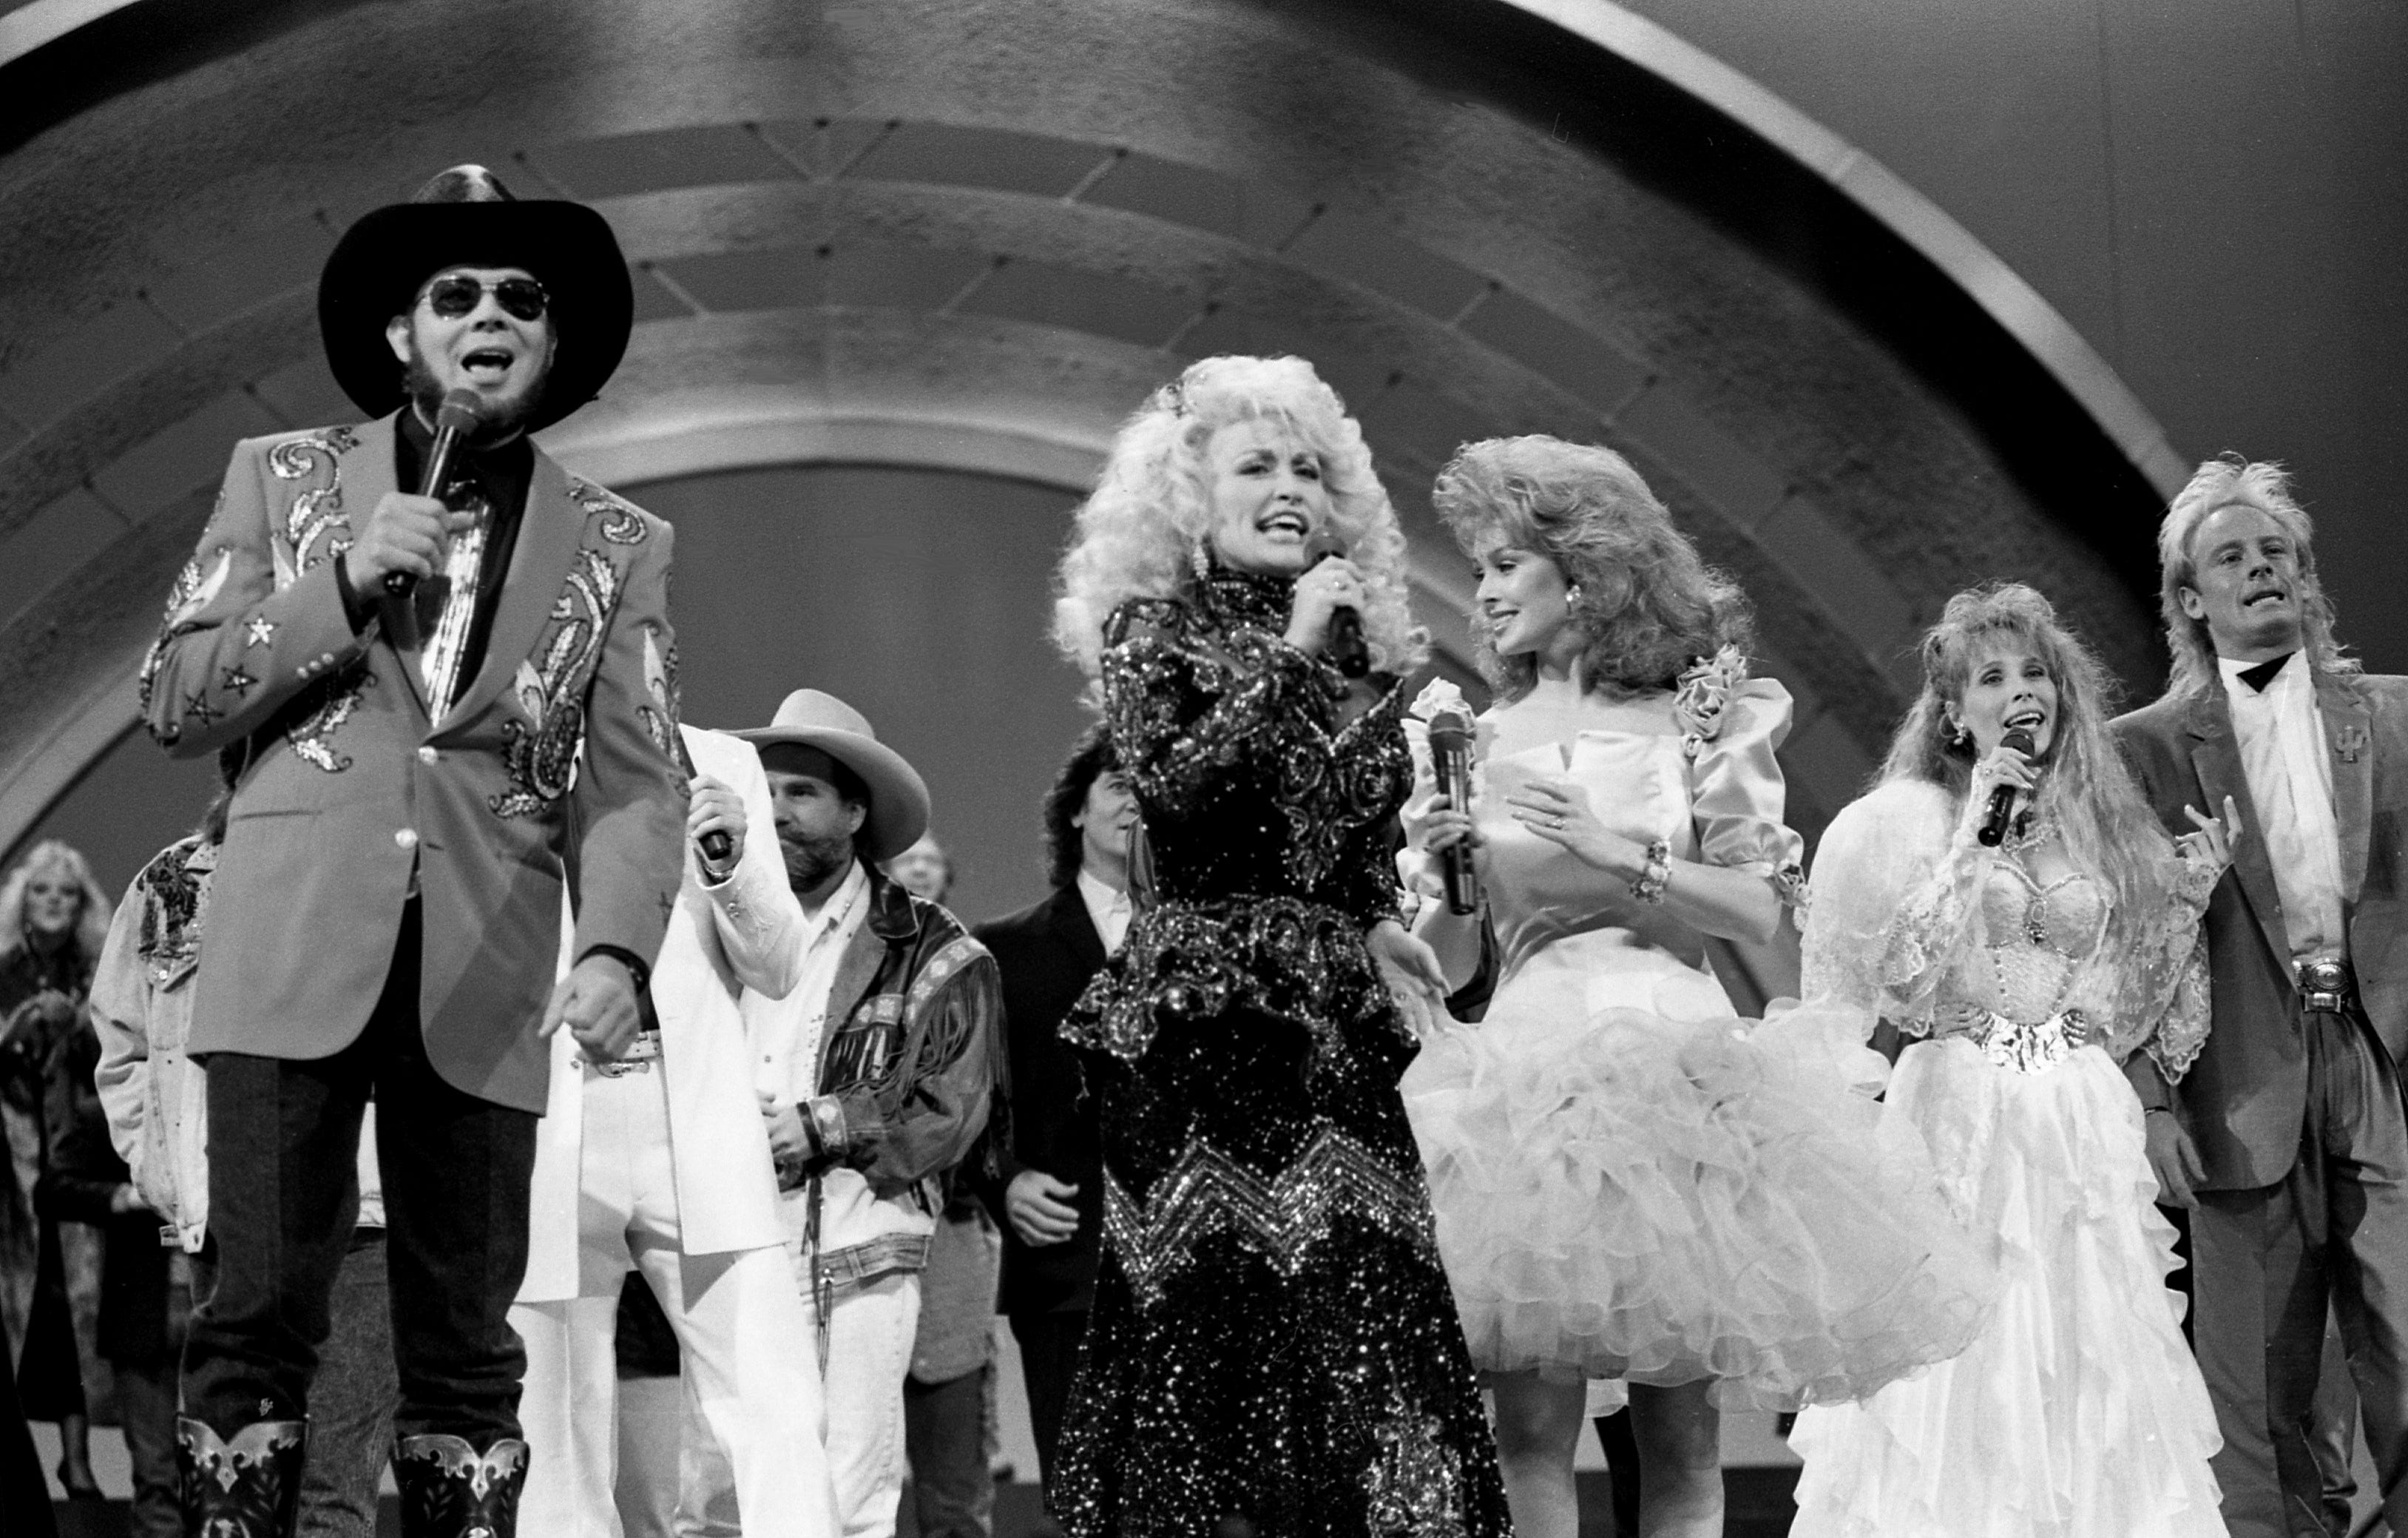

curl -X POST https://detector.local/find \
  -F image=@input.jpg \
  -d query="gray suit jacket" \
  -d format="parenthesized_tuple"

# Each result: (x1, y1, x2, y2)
(2114, 670, 2408, 1190)
(139, 412, 688, 1114)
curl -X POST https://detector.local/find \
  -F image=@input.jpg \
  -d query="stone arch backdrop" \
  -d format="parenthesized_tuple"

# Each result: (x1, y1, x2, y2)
(0, 0, 2181, 907)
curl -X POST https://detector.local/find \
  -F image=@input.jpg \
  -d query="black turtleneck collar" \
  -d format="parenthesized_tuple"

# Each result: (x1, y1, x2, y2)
(1194, 554, 1294, 631)
(2236, 652, 2296, 693)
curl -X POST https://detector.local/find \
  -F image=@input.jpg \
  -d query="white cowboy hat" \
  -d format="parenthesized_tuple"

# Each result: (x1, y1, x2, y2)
(732, 689, 931, 861)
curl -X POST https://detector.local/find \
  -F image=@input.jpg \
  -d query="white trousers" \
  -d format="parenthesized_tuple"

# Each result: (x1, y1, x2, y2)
(513, 1065, 838, 1538)
(685, 1210, 921, 1538)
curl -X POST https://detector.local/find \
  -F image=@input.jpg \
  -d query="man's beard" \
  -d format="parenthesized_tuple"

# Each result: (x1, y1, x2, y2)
(779, 829, 854, 893)
(403, 339, 547, 441)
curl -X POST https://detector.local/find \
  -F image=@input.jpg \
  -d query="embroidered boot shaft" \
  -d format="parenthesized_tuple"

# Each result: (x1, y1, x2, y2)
(176, 1416, 307, 1538)
(393, 1433, 529, 1538)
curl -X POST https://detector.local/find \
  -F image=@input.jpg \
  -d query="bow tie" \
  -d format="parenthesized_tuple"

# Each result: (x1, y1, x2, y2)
(2238, 653, 2293, 693)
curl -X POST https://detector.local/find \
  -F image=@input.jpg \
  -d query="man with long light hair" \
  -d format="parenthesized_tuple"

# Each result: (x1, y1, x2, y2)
(2116, 456, 2408, 1537)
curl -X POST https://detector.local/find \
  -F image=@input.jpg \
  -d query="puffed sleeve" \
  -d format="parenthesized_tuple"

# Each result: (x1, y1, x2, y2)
(2086, 840, 2219, 1082)
(1800, 779, 1972, 1034)
(1688, 678, 1806, 882)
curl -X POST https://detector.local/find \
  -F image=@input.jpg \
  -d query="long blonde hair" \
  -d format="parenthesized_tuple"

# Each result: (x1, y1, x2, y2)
(0, 839, 113, 970)
(1433, 435, 1751, 699)
(1052, 355, 1425, 677)
(1881, 584, 2169, 958)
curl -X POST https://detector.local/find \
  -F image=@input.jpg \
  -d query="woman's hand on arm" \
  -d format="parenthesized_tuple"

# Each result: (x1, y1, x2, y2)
(1506, 776, 1782, 944)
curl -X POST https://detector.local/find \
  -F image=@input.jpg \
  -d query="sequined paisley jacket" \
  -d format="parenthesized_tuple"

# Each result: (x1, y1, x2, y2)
(137, 413, 688, 1115)
(1065, 567, 1411, 1063)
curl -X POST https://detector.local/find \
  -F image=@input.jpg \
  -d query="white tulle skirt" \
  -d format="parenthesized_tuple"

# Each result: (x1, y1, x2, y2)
(1400, 945, 1995, 1409)
(1788, 1035, 2226, 1537)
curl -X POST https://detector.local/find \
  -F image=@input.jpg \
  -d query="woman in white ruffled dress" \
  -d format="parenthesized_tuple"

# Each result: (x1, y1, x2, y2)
(1787, 581, 2233, 1537)
(1401, 436, 1995, 1538)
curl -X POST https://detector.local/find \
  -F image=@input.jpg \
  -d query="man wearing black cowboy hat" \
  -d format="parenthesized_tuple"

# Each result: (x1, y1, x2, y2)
(703, 689, 1001, 1538)
(138, 164, 688, 1538)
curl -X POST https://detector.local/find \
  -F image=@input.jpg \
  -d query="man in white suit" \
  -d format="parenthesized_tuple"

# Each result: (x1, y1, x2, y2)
(511, 724, 838, 1536)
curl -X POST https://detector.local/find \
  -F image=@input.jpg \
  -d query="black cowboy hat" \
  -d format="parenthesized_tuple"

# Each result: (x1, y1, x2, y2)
(317, 164, 633, 434)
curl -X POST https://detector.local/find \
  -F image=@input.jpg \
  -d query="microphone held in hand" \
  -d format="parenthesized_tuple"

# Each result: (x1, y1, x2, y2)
(386, 389, 485, 597)
(1975, 726, 2037, 848)
(1302, 530, 1370, 678)
(663, 722, 735, 867)
(1427, 705, 1482, 916)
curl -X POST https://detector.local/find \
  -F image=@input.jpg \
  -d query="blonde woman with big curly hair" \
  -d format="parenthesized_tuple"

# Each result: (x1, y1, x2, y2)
(0, 838, 115, 1499)
(1402, 436, 1994, 1538)
(1046, 356, 1511, 1538)
(1788, 584, 2233, 1536)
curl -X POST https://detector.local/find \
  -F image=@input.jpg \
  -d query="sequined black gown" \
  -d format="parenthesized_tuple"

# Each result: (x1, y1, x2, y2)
(1052, 567, 1511, 1538)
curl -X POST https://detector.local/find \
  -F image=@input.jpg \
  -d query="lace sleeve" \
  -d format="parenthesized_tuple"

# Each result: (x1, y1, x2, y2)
(1801, 779, 1982, 1036)
(1100, 598, 1342, 822)
(2094, 841, 2219, 1082)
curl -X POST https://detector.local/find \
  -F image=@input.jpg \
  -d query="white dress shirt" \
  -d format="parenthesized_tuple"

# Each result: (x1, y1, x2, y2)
(1077, 867, 1133, 956)
(2221, 652, 2347, 962)
(753, 858, 872, 1106)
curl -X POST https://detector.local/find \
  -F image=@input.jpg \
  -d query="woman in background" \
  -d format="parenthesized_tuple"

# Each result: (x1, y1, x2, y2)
(1787, 583, 2231, 1537)
(1404, 435, 1992, 1538)
(0, 838, 112, 1500)
(1048, 354, 1509, 1537)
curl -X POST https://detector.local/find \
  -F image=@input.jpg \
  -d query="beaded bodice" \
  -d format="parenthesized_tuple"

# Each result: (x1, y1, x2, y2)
(1810, 780, 2216, 1084)
(1947, 859, 2112, 1027)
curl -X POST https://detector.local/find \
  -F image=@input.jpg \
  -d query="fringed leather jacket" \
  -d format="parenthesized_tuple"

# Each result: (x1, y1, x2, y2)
(751, 864, 1003, 1299)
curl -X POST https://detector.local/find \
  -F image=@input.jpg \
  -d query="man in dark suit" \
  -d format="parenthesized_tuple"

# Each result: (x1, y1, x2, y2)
(141, 164, 687, 1538)
(2115, 456, 2408, 1537)
(973, 726, 1133, 1493)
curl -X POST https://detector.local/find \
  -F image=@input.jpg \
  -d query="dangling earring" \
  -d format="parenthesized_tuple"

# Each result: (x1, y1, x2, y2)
(1948, 718, 1972, 749)
(1191, 539, 1212, 581)
(1565, 583, 1584, 607)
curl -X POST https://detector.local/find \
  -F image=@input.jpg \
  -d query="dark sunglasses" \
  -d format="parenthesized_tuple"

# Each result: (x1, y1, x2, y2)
(420, 275, 550, 322)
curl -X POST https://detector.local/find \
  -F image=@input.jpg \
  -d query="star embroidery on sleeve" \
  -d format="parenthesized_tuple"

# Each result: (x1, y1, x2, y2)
(182, 690, 222, 727)
(245, 616, 277, 648)
(219, 666, 257, 697)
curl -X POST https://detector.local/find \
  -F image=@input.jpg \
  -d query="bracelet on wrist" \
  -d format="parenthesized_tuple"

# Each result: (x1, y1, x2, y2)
(1630, 838, 1672, 905)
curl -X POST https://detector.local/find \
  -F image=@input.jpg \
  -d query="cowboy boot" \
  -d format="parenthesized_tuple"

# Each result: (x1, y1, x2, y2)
(392, 1433, 529, 1538)
(176, 1416, 307, 1538)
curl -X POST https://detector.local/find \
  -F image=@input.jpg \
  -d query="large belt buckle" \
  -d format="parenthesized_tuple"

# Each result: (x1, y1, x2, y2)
(2296, 957, 2352, 1014)
(583, 1028, 662, 1077)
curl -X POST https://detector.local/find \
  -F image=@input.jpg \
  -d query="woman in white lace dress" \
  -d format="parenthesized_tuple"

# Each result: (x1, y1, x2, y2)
(1788, 582, 2235, 1537)
(1401, 436, 1994, 1538)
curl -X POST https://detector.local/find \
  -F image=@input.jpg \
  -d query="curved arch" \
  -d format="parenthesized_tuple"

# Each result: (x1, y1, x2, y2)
(0, 0, 2177, 869)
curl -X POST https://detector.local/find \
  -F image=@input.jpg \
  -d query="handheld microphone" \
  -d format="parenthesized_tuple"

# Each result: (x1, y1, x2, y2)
(1302, 530, 1370, 678)
(387, 388, 484, 598)
(1427, 704, 1482, 916)
(1975, 726, 2037, 848)
(664, 723, 735, 867)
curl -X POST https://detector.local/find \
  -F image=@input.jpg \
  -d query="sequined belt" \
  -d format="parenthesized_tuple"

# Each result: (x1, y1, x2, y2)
(1103, 1128, 1438, 1310)
(1966, 1009, 2090, 1075)
(1063, 893, 1395, 1062)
